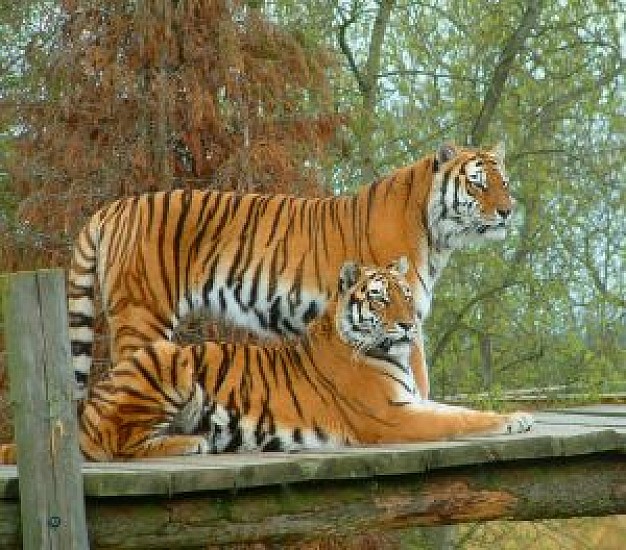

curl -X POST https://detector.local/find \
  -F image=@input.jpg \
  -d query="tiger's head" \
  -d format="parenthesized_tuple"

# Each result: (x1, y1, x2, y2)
(335, 257, 418, 359)
(429, 142, 514, 249)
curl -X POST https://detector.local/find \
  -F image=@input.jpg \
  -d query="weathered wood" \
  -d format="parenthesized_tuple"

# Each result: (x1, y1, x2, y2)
(3, 270, 88, 549)
(83, 455, 626, 547)
(0, 454, 623, 549)
(0, 407, 623, 548)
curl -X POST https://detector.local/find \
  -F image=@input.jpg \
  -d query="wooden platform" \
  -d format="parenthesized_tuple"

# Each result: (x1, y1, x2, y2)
(1, 405, 625, 548)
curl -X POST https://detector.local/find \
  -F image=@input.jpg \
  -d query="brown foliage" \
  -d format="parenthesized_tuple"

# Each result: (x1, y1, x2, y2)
(1, 1, 344, 417)
(5, 0, 341, 267)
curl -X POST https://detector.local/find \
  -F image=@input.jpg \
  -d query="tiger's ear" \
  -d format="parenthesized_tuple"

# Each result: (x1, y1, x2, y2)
(437, 143, 457, 165)
(339, 261, 360, 294)
(492, 141, 505, 164)
(388, 256, 409, 276)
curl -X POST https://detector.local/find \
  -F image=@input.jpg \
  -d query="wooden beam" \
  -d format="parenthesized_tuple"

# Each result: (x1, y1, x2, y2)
(1, 453, 622, 548)
(3, 270, 89, 549)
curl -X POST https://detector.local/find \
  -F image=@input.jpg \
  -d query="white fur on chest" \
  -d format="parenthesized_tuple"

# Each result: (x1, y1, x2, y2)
(412, 247, 451, 320)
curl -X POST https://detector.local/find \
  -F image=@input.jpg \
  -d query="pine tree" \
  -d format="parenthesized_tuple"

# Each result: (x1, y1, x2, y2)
(6, 0, 341, 269)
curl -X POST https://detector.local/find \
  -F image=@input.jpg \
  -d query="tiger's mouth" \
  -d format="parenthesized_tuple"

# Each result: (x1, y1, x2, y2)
(474, 211, 512, 237)
(477, 221, 506, 234)
(374, 332, 414, 353)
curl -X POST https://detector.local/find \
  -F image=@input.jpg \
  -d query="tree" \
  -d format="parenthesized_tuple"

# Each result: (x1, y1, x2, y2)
(4, 0, 342, 271)
(271, 0, 625, 396)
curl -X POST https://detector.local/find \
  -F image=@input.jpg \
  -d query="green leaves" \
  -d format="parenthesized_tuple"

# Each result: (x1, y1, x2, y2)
(277, 0, 624, 397)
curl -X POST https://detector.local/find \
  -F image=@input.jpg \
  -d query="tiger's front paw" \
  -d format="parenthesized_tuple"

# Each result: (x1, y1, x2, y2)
(504, 412, 534, 434)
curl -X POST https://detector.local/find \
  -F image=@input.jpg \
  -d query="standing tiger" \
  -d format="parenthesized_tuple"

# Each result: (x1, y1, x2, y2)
(0, 259, 532, 463)
(69, 142, 513, 400)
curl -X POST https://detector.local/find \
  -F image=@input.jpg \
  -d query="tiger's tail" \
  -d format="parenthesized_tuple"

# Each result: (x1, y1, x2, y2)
(67, 215, 100, 399)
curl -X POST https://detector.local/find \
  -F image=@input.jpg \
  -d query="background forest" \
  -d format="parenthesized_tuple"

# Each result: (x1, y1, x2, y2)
(0, 0, 624, 405)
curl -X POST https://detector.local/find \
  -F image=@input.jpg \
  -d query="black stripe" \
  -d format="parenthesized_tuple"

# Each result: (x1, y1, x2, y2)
(318, 200, 330, 262)
(302, 301, 318, 324)
(267, 244, 281, 301)
(213, 343, 231, 394)
(287, 256, 305, 316)
(239, 347, 252, 414)
(264, 348, 279, 386)
(202, 256, 220, 300)
(67, 283, 94, 300)
(71, 341, 92, 357)
(268, 296, 282, 333)
(172, 190, 191, 313)
(266, 196, 287, 246)
(68, 312, 93, 327)
(225, 200, 255, 287)
(248, 261, 263, 307)
(189, 191, 214, 258)
(314, 425, 328, 443)
(218, 288, 227, 312)
(277, 350, 304, 419)
(157, 192, 174, 310)
(146, 193, 155, 234)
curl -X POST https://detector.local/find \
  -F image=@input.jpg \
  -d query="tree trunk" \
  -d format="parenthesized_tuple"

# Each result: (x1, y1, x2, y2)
(470, 0, 542, 145)
(338, 0, 396, 182)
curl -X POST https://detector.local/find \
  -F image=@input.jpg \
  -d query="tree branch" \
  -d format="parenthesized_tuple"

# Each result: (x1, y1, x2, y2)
(430, 280, 522, 369)
(362, 0, 395, 96)
(497, 347, 545, 374)
(377, 69, 481, 84)
(470, 0, 543, 145)
(583, 235, 626, 308)
(529, 59, 625, 132)
(336, 2, 366, 93)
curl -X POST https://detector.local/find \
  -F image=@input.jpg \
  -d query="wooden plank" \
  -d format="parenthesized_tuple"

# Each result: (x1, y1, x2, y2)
(533, 412, 626, 427)
(79, 426, 624, 497)
(0, 420, 623, 499)
(547, 405, 626, 417)
(3, 270, 89, 549)
(0, 453, 623, 549)
(0, 407, 624, 546)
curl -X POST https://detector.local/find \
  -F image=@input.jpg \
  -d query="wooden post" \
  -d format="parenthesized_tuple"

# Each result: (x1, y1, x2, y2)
(3, 270, 89, 549)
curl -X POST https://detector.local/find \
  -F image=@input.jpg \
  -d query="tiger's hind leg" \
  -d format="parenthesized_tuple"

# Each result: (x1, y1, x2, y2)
(117, 383, 211, 458)
(79, 342, 208, 460)
(120, 434, 210, 459)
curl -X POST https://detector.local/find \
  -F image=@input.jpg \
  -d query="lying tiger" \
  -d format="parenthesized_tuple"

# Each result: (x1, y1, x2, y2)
(0, 259, 532, 463)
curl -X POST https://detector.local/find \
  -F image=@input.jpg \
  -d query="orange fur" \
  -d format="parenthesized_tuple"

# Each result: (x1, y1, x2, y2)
(72, 260, 532, 461)
(68, 143, 514, 402)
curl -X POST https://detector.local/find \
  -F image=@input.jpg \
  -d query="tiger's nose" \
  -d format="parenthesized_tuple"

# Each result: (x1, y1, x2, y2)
(398, 322, 413, 331)
(497, 208, 511, 220)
